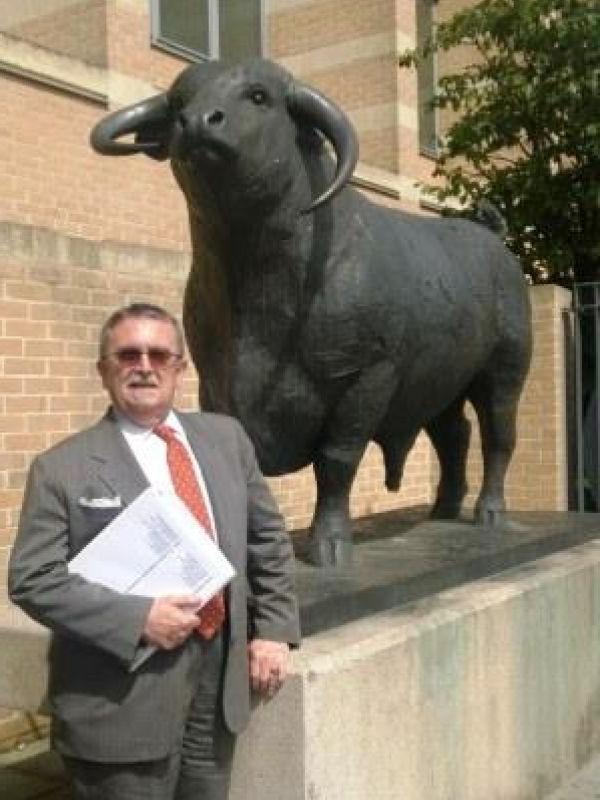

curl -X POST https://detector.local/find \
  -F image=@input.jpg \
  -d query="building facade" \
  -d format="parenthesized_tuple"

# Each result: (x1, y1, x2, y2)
(0, 0, 569, 618)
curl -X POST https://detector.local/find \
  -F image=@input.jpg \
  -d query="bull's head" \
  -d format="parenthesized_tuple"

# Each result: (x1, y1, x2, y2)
(90, 59, 358, 214)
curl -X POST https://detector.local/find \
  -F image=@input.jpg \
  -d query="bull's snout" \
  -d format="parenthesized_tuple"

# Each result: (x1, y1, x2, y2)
(204, 109, 225, 127)
(173, 104, 234, 162)
(178, 107, 225, 132)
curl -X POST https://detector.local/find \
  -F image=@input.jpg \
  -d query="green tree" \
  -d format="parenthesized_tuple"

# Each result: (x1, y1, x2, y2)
(400, 0, 600, 284)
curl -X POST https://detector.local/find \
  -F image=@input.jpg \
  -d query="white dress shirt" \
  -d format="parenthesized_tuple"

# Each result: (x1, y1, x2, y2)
(116, 409, 218, 536)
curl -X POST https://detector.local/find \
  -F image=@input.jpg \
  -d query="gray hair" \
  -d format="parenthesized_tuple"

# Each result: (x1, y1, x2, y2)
(98, 303, 185, 358)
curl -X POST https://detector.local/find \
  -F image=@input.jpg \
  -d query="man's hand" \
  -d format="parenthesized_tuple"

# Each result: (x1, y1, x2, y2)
(248, 639, 290, 699)
(142, 594, 202, 650)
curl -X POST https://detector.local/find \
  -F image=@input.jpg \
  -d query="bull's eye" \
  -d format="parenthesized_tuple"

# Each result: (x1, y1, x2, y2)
(250, 89, 267, 105)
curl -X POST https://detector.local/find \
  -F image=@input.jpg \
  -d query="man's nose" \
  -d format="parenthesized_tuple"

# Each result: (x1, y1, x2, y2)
(136, 352, 154, 371)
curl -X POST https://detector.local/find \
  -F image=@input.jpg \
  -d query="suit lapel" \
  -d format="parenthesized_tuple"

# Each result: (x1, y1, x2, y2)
(87, 411, 149, 505)
(85, 411, 235, 558)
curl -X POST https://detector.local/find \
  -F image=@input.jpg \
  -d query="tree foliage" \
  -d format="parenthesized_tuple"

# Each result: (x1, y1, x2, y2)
(400, 0, 600, 284)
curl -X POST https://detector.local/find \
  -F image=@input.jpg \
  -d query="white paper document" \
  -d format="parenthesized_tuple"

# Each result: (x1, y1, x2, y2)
(69, 486, 235, 603)
(69, 487, 235, 671)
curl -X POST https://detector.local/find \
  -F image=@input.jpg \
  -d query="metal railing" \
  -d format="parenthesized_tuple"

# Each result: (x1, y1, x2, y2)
(573, 282, 600, 511)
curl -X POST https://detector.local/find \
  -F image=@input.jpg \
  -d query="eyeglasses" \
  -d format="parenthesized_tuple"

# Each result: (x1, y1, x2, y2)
(102, 347, 183, 369)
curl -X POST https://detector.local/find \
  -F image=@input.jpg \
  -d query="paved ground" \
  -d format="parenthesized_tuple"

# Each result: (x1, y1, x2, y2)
(3, 737, 600, 799)
(1, 739, 70, 799)
(544, 754, 600, 800)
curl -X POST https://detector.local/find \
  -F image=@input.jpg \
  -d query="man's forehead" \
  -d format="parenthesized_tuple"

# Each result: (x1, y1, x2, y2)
(113, 317, 175, 331)
(110, 317, 176, 339)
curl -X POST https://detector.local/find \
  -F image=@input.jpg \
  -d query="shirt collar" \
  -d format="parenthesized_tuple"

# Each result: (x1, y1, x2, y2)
(113, 408, 183, 439)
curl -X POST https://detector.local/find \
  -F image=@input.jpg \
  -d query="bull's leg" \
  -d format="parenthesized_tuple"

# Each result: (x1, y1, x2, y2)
(426, 397, 471, 519)
(468, 369, 523, 527)
(309, 362, 398, 567)
(310, 452, 361, 567)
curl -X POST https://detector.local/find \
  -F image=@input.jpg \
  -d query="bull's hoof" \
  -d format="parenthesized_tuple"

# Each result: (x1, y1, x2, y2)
(307, 537, 353, 568)
(429, 500, 462, 520)
(474, 500, 506, 528)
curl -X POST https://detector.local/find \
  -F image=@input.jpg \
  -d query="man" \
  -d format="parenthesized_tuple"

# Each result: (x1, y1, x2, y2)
(9, 302, 300, 800)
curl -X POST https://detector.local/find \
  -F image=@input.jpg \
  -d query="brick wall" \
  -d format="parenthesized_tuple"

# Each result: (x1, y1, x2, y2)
(0, 224, 572, 616)
(0, 71, 190, 248)
(0, 223, 196, 551)
(0, 215, 434, 615)
(105, 0, 190, 91)
(0, 0, 571, 620)
(269, 0, 438, 178)
(3, 0, 108, 68)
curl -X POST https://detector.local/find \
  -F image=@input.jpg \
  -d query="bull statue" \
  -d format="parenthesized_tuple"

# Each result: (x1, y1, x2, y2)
(90, 58, 532, 567)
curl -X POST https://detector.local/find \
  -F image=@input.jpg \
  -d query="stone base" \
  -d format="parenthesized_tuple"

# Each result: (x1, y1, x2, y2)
(2, 512, 600, 799)
(231, 536, 600, 799)
(294, 508, 600, 634)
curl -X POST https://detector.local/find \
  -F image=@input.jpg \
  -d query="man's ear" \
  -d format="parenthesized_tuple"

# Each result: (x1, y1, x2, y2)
(175, 358, 188, 387)
(97, 359, 108, 389)
(134, 122, 171, 161)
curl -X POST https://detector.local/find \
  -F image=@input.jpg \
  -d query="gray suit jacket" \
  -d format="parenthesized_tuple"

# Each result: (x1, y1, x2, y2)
(8, 409, 300, 762)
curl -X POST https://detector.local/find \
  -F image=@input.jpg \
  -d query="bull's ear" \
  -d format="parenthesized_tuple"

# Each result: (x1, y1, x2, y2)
(286, 83, 359, 213)
(90, 94, 170, 160)
(134, 121, 171, 161)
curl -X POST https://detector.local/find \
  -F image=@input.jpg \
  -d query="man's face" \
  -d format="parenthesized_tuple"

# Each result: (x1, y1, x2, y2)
(97, 316, 186, 428)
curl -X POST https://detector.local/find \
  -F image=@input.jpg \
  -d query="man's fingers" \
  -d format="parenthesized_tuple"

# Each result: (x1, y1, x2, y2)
(249, 649, 269, 694)
(142, 596, 202, 649)
(265, 666, 283, 698)
(248, 639, 290, 698)
(166, 594, 204, 610)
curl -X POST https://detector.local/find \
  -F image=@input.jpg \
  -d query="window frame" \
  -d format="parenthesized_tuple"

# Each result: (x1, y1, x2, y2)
(150, 0, 266, 62)
(416, 0, 439, 159)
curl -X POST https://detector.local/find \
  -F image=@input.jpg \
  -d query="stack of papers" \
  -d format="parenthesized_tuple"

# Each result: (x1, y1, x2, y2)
(69, 486, 235, 603)
(69, 487, 236, 670)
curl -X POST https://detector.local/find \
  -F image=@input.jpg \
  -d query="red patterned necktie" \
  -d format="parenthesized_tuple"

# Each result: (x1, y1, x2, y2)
(153, 423, 225, 639)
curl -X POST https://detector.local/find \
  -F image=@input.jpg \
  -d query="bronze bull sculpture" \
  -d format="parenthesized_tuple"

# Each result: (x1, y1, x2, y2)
(91, 58, 532, 567)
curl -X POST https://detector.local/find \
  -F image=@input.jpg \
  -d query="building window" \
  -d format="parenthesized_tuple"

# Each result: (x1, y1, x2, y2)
(151, 0, 264, 62)
(416, 0, 438, 157)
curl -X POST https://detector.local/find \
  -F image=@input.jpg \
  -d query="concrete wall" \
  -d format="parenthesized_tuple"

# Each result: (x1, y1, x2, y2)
(3, 538, 600, 800)
(230, 539, 600, 800)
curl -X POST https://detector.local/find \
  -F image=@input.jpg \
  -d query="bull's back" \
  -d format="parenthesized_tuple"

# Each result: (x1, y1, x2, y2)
(340, 195, 531, 423)
(352, 197, 529, 340)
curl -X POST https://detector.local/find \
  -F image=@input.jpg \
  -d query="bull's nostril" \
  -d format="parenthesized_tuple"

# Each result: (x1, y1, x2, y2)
(205, 109, 225, 126)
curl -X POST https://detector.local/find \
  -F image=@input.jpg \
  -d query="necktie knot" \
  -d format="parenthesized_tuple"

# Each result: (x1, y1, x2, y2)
(153, 423, 177, 443)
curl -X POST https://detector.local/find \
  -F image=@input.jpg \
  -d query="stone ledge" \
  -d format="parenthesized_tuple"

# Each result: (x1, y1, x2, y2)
(231, 538, 600, 799)
(0, 619, 49, 713)
(3, 532, 600, 799)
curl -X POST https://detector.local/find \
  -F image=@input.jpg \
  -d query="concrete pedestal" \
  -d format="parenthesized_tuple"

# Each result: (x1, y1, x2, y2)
(2, 512, 600, 799)
(231, 537, 600, 799)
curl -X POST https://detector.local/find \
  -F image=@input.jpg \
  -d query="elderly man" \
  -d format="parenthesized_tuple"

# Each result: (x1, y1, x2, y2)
(9, 302, 300, 800)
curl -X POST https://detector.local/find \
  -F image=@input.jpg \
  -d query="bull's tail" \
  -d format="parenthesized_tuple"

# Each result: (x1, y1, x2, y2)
(442, 199, 507, 236)
(470, 200, 507, 236)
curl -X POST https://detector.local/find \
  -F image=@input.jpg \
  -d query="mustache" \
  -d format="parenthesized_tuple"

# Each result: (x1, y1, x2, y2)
(126, 375, 159, 387)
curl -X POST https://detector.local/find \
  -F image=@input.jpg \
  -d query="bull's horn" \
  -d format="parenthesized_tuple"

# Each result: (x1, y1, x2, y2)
(287, 84, 359, 213)
(90, 93, 169, 158)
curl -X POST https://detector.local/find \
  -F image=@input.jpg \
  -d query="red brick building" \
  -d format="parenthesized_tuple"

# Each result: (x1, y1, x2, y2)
(0, 1, 570, 620)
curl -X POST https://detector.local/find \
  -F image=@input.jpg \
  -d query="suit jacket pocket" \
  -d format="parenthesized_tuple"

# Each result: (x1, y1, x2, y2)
(68, 505, 123, 556)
